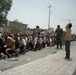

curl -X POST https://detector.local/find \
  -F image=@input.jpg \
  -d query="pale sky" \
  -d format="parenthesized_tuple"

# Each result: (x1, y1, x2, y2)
(7, 0, 76, 34)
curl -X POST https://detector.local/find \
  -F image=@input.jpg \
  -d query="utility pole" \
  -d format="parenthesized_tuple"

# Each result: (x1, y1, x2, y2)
(48, 4, 52, 29)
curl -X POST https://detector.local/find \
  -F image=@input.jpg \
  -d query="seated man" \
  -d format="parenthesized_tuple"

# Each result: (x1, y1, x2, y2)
(0, 33, 4, 58)
(14, 34, 20, 55)
(19, 34, 26, 54)
(3, 32, 16, 58)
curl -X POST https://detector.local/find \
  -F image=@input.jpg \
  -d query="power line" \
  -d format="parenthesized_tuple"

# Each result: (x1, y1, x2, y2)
(18, 0, 48, 14)
(49, 0, 70, 19)
(18, 0, 70, 21)
(40, 0, 70, 20)
(40, 0, 49, 5)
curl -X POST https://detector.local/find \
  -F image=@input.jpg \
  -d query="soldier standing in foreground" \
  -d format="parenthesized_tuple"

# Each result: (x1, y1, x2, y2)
(55, 25, 63, 49)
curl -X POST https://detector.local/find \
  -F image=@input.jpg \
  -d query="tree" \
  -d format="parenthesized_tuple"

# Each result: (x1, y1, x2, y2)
(0, 0, 12, 26)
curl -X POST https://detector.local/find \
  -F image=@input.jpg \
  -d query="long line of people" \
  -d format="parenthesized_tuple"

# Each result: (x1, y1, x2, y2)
(0, 32, 55, 59)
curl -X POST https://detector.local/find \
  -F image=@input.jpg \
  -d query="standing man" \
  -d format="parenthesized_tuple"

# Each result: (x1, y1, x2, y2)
(65, 23, 72, 60)
(55, 25, 63, 49)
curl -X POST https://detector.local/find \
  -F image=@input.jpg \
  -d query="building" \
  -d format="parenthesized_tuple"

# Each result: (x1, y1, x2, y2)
(4, 20, 28, 33)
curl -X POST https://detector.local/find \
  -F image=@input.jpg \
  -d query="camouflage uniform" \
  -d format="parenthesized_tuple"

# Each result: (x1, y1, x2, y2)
(55, 25, 63, 49)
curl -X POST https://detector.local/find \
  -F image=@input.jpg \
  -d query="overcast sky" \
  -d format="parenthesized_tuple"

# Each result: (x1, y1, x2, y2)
(7, 0, 76, 34)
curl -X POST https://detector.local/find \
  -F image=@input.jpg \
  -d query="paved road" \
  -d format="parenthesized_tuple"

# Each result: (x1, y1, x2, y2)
(0, 41, 76, 75)
(0, 46, 57, 72)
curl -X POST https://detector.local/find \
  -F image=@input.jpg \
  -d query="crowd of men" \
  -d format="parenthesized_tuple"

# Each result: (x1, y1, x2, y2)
(0, 32, 55, 59)
(0, 24, 76, 60)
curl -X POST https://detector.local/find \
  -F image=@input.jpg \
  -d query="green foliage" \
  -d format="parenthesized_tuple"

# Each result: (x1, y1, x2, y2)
(0, 0, 12, 26)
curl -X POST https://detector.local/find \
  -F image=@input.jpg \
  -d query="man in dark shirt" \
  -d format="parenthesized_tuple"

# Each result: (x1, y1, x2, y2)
(55, 25, 63, 49)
